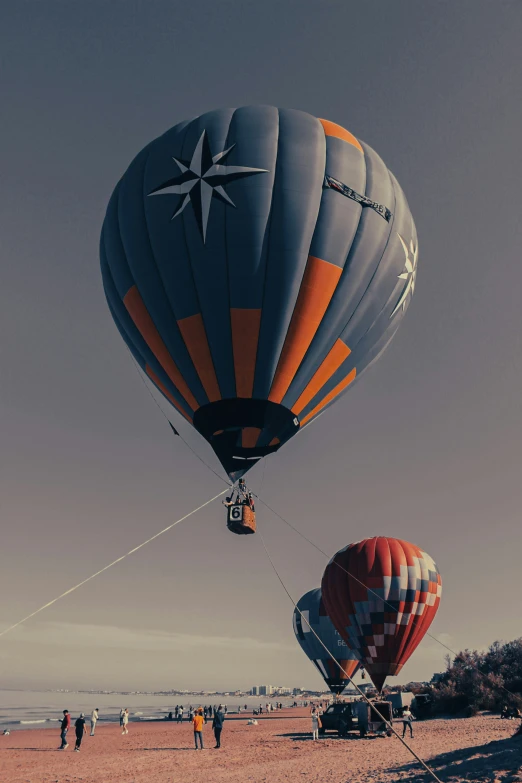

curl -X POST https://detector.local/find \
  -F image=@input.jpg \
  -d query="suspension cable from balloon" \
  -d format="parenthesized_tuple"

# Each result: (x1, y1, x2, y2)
(257, 529, 443, 783)
(258, 495, 522, 708)
(0, 489, 229, 639)
(128, 354, 232, 488)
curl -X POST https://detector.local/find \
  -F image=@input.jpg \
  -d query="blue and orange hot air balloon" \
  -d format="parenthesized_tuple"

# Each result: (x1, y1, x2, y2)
(321, 537, 442, 692)
(100, 106, 418, 481)
(293, 588, 359, 695)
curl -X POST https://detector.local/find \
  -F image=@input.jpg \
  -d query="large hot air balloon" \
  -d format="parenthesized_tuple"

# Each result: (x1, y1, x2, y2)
(101, 106, 417, 481)
(321, 537, 441, 692)
(293, 588, 359, 695)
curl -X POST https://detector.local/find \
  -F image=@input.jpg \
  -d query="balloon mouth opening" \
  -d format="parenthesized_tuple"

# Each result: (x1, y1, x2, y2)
(325, 679, 348, 695)
(193, 398, 300, 479)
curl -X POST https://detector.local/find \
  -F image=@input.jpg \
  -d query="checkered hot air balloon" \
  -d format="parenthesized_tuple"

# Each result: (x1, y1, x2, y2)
(321, 537, 442, 692)
(100, 107, 417, 481)
(293, 588, 359, 695)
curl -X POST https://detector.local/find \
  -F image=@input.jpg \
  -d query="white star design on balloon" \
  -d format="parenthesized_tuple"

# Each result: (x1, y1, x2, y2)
(148, 130, 268, 242)
(390, 234, 418, 317)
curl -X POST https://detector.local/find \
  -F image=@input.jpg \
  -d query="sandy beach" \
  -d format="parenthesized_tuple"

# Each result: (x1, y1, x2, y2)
(1, 709, 521, 783)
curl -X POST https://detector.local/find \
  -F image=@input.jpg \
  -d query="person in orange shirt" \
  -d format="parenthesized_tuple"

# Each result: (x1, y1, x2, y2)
(193, 708, 205, 749)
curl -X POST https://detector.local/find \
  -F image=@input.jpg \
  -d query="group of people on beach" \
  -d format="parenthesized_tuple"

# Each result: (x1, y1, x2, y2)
(47, 698, 522, 753)
(252, 702, 284, 715)
(58, 704, 228, 750)
(59, 708, 99, 752)
(170, 704, 228, 723)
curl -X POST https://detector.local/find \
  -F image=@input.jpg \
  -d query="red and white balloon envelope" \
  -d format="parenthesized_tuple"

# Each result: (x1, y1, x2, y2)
(322, 537, 442, 692)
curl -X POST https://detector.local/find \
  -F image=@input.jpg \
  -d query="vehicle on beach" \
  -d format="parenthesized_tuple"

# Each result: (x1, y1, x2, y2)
(411, 693, 433, 720)
(388, 691, 414, 716)
(355, 700, 394, 738)
(318, 702, 358, 736)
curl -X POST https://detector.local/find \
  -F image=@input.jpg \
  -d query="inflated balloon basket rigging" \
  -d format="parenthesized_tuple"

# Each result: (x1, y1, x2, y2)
(227, 503, 256, 535)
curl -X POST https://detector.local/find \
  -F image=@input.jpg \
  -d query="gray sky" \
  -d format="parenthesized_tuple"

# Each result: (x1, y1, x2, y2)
(1, 0, 521, 693)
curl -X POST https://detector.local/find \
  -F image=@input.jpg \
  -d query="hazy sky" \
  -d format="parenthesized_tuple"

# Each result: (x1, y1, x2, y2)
(1, 0, 521, 693)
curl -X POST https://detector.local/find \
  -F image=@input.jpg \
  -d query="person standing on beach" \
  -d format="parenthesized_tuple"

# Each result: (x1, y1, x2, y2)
(119, 708, 125, 728)
(90, 708, 99, 736)
(74, 713, 87, 752)
(212, 706, 225, 748)
(121, 708, 129, 735)
(401, 707, 414, 738)
(193, 708, 205, 750)
(311, 708, 321, 741)
(59, 709, 70, 749)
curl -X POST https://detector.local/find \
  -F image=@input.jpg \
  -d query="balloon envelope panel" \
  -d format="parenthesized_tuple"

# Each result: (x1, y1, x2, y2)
(101, 106, 417, 479)
(293, 588, 359, 694)
(321, 537, 442, 691)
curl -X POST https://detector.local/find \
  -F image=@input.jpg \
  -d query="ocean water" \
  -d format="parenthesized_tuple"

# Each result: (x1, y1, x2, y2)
(0, 690, 295, 730)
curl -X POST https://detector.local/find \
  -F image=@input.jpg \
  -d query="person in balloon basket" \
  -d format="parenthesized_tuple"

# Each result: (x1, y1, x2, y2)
(222, 494, 234, 508)
(74, 713, 87, 752)
(212, 706, 225, 748)
(193, 708, 205, 749)
(311, 708, 322, 741)
(401, 707, 414, 738)
(59, 709, 70, 749)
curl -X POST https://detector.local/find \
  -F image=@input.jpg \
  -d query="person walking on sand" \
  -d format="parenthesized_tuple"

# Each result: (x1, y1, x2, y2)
(193, 707, 205, 750)
(212, 706, 225, 748)
(90, 708, 99, 736)
(74, 713, 87, 752)
(401, 707, 414, 738)
(311, 708, 321, 741)
(119, 708, 125, 728)
(121, 708, 129, 735)
(59, 709, 70, 749)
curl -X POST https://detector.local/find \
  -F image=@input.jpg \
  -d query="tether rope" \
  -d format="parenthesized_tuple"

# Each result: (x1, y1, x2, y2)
(0, 489, 228, 638)
(257, 529, 443, 783)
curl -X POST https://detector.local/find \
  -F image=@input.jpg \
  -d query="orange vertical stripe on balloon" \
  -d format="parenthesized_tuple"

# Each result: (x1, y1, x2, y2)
(319, 119, 363, 153)
(123, 285, 198, 411)
(300, 367, 357, 426)
(230, 308, 262, 398)
(268, 256, 343, 404)
(241, 427, 262, 449)
(291, 339, 351, 416)
(177, 313, 221, 402)
(145, 365, 193, 423)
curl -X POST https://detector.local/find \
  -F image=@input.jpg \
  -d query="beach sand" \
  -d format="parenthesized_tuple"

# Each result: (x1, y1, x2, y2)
(1, 709, 521, 782)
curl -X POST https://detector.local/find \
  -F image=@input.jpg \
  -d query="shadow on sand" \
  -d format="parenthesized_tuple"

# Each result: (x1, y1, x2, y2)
(392, 735, 522, 781)
(277, 731, 380, 742)
(129, 747, 203, 751)
(1, 748, 60, 752)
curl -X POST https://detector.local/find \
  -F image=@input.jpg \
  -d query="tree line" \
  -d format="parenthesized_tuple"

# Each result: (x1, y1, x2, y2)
(423, 638, 522, 716)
